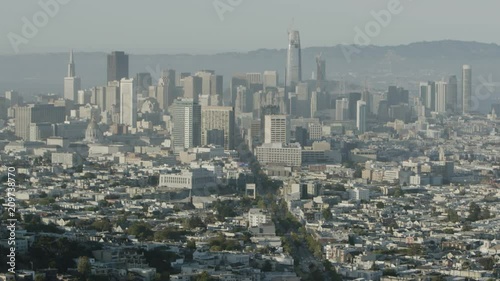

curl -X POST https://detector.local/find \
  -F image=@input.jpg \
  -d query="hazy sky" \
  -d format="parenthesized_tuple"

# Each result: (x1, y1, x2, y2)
(1, 0, 499, 55)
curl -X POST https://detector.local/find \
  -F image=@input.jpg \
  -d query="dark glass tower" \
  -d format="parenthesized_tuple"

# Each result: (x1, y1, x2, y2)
(107, 51, 129, 82)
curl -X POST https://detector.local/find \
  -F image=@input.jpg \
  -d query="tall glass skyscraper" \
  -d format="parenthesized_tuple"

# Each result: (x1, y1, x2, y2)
(286, 30, 302, 88)
(462, 65, 472, 114)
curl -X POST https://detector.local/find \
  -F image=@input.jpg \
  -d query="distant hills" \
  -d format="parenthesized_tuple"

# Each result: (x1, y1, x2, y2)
(2, 40, 500, 110)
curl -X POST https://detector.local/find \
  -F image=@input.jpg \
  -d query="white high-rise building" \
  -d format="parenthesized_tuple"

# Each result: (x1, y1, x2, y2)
(435, 81, 448, 113)
(119, 78, 136, 128)
(63, 50, 81, 101)
(246, 73, 262, 85)
(462, 65, 472, 114)
(264, 115, 290, 144)
(170, 98, 201, 150)
(263, 71, 279, 90)
(356, 100, 366, 134)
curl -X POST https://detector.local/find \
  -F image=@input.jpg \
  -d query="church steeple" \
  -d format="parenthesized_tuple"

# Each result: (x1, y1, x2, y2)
(67, 49, 75, 77)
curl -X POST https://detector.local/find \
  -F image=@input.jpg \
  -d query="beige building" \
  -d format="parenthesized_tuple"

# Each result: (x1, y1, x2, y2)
(255, 143, 301, 167)
(264, 115, 290, 144)
(201, 106, 235, 150)
(159, 168, 216, 190)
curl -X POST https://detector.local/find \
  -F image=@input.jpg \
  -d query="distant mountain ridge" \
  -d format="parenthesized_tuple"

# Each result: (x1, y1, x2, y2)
(2, 40, 500, 104)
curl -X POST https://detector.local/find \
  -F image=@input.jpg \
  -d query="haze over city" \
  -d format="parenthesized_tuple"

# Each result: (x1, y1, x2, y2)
(1, 1, 500, 281)
(2, 0, 500, 54)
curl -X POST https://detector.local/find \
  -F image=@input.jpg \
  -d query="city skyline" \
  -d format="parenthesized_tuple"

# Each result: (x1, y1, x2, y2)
(2, 3, 500, 280)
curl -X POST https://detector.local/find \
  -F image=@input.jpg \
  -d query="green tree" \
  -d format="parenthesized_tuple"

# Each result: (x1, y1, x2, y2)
(468, 202, 481, 221)
(192, 271, 214, 281)
(35, 274, 46, 281)
(262, 260, 272, 272)
(383, 269, 397, 276)
(478, 257, 494, 270)
(91, 218, 112, 232)
(186, 239, 197, 250)
(77, 256, 91, 280)
(184, 216, 206, 229)
(393, 187, 404, 198)
(322, 208, 333, 221)
(376, 202, 385, 209)
(127, 222, 153, 241)
(446, 208, 460, 222)
(324, 260, 342, 281)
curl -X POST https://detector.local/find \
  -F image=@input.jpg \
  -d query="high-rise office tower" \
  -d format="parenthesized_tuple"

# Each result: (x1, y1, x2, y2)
(316, 54, 326, 89)
(246, 73, 264, 94)
(462, 65, 472, 114)
(77, 90, 92, 105)
(195, 71, 222, 105)
(419, 81, 436, 111)
(0, 97, 7, 120)
(211, 75, 223, 106)
(195, 70, 214, 96)
(230, 74, 247, 106)
(63, 50, 81, 101)
(336, 98, 349, 121)
(264, 115, 290, 145)
(310, 91, 318, 118)
(260, 105, 281, 142)
(5, 90, 21, 107)
(447, 75, 458, 113)
(235, 85, 249, 115)
(387, 86, 409, 106)
(295, 82, 310, 118)
(105, 80, 120, 112)
(246, 73, 262, 85)
(286, 30, 302, 88)
(183, 76, 202, 101)
(356, 100, 366, 133)
(348, 92, 362, 120)
(170, 98, 201, 150)
(263, 71, 279, 90)
(435, 81, 448, 113)
(419, 82, 429, 109)
(119, 78, 136, 128)
(178, 72, 191, 87)
(91, 86, 106, 110)
(107, 51, 129, 82)
(361, 89, 372, 115)
(15, 104, 65, 140)
(157, 70, 176, 111)
(201, 106, 235, 150)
